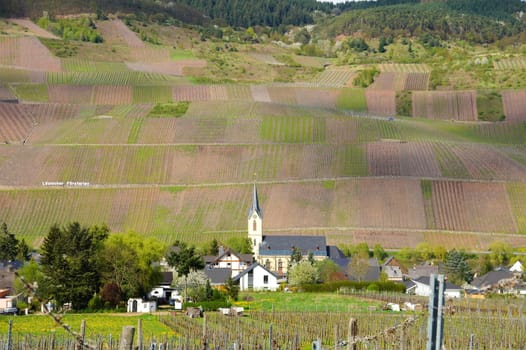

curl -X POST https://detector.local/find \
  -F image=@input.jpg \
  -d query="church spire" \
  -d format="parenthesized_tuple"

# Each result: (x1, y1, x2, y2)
(248, 181, 262, 219)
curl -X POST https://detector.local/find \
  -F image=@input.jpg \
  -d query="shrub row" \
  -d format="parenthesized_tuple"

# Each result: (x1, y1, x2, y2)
(299, 281, 406, 293)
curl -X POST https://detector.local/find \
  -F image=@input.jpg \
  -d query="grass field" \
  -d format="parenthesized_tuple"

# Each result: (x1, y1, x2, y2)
(0, 313, 171, 338)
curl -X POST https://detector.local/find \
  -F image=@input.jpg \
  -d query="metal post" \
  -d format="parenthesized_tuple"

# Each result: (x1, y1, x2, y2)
(6, 319, 13, 350)
(426, 274, 445, 350)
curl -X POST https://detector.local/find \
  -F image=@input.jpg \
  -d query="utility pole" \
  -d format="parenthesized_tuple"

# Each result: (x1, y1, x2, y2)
(426, 274, 445, 350)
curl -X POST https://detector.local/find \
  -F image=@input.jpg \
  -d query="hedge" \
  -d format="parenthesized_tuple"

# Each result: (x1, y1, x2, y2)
(299, 281, 406, 293)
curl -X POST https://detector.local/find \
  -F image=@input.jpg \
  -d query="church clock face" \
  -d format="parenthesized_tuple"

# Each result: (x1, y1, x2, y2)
(252, 214, 257, 219)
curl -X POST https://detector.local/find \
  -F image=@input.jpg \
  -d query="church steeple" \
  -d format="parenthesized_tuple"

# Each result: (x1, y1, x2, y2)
(248, 180, 263, 257)
(247, 182, 262, 219)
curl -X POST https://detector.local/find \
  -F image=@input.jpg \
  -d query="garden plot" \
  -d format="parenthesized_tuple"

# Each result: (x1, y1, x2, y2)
(226, 85, 253, 100)
(404, 72, 429, 91)
(172, 85, 211, 101)
(365, 90, 396, 116)
(294, 87, 339, 108)
(310, 69, 356, 88)
(502, 90, 526, 122)
(0, 187, 160, 243)
(48, 85, 92, 104)
(0, 103, 35, 143)
(431, 181, 516, 233)
(367, 141, 401, 176)
(395, 141, 440, 177)
(184, 101, 256, 118)
(96, 19, 145, 48)
(0, 36, 61, 72)
(8, 19, 59, 39)
(267, 86, 297, 105)
(325, 117, 358, 144)
(329, 230, 426, 250)
(92, 85, 133, 105)
(126, 59, 207, 76)
(369, 72, 406, 91)
(250, 85, 272, 102)
(412, 91, 478, 121)
(334, 178, 426, 230)
(449, 143, 526, 181)
(493, 57, 526, 70)
(378, 63, 430, 73)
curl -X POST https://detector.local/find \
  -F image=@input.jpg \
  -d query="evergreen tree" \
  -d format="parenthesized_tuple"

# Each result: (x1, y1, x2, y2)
(224, 276, 239, 301)
(0, 223, 19, 261)
(40, 222, 108, 310)
(290, 247, 302, 264)
(443, 249, 473, 285)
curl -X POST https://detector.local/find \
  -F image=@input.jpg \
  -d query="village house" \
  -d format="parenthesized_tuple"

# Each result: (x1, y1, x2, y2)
(233, 263, 279, 291)
(468, 269, 519, 295)
(127, 298, 157, 313)
(411, 276, 463, 299)
(203, 246, 253, 278)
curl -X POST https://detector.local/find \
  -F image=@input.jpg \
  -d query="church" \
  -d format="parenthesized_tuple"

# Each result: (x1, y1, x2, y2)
(247, 183, 344, 276)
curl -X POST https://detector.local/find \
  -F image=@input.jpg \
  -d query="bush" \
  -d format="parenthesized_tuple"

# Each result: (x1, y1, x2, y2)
(299, 281, 406, 293)
(353, 67, 379, 88)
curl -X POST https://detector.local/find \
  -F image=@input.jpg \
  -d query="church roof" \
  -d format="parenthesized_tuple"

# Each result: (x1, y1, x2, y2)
(247, 183, 263, 219)
(259, 235, 327, 256)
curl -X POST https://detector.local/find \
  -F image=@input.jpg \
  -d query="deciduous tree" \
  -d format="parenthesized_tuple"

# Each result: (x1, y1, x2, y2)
(166, 242, 204, 301)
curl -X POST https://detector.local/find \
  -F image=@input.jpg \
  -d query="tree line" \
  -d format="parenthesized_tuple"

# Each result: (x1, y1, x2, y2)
(5, 221, 523, 312)
(320, 1, 526, 44)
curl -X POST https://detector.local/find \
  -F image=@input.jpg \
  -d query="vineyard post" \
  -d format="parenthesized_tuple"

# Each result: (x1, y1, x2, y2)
(137, 318, 143, 350)
(118, 326, 135, 350)
(333, 325, 338, 350)
(347, 318, 357, 350)
(426, 274, 445, 350)
(6, 319, 13, 350)
(202, 314, 207, 350)
(269, 324, 273, 350)
(469, 334, 475, 350)
(77, 319, 86, 350)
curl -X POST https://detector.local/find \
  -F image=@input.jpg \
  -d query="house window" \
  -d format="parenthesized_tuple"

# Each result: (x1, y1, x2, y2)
(253, 239, 256, 247)
(278, 260, 282, 270)
(253, 220, 257, 231)
(263, 275, 269, 284)
(265, 259, 270, 269)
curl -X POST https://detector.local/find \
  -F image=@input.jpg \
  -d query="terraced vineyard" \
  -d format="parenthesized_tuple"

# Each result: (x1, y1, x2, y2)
(1, 16, 526, 253)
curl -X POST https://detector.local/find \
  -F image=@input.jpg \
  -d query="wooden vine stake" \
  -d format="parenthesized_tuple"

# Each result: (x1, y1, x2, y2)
(348, 318, 358, 350)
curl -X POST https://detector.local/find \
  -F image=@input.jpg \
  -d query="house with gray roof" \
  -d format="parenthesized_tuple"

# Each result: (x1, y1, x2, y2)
(412, 276, 462, 298)
(469, 270, 518, 294)
(233, 263, 279, 291)
(204, 268, 232, 287)
(203, 247, 253, 278)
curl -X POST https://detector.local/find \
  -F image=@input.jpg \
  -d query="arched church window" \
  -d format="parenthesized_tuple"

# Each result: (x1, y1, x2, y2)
(253, 220, 257, 231)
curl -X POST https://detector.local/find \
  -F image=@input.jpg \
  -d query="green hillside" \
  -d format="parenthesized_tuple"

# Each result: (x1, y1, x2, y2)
(1, 1, 526, 252)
